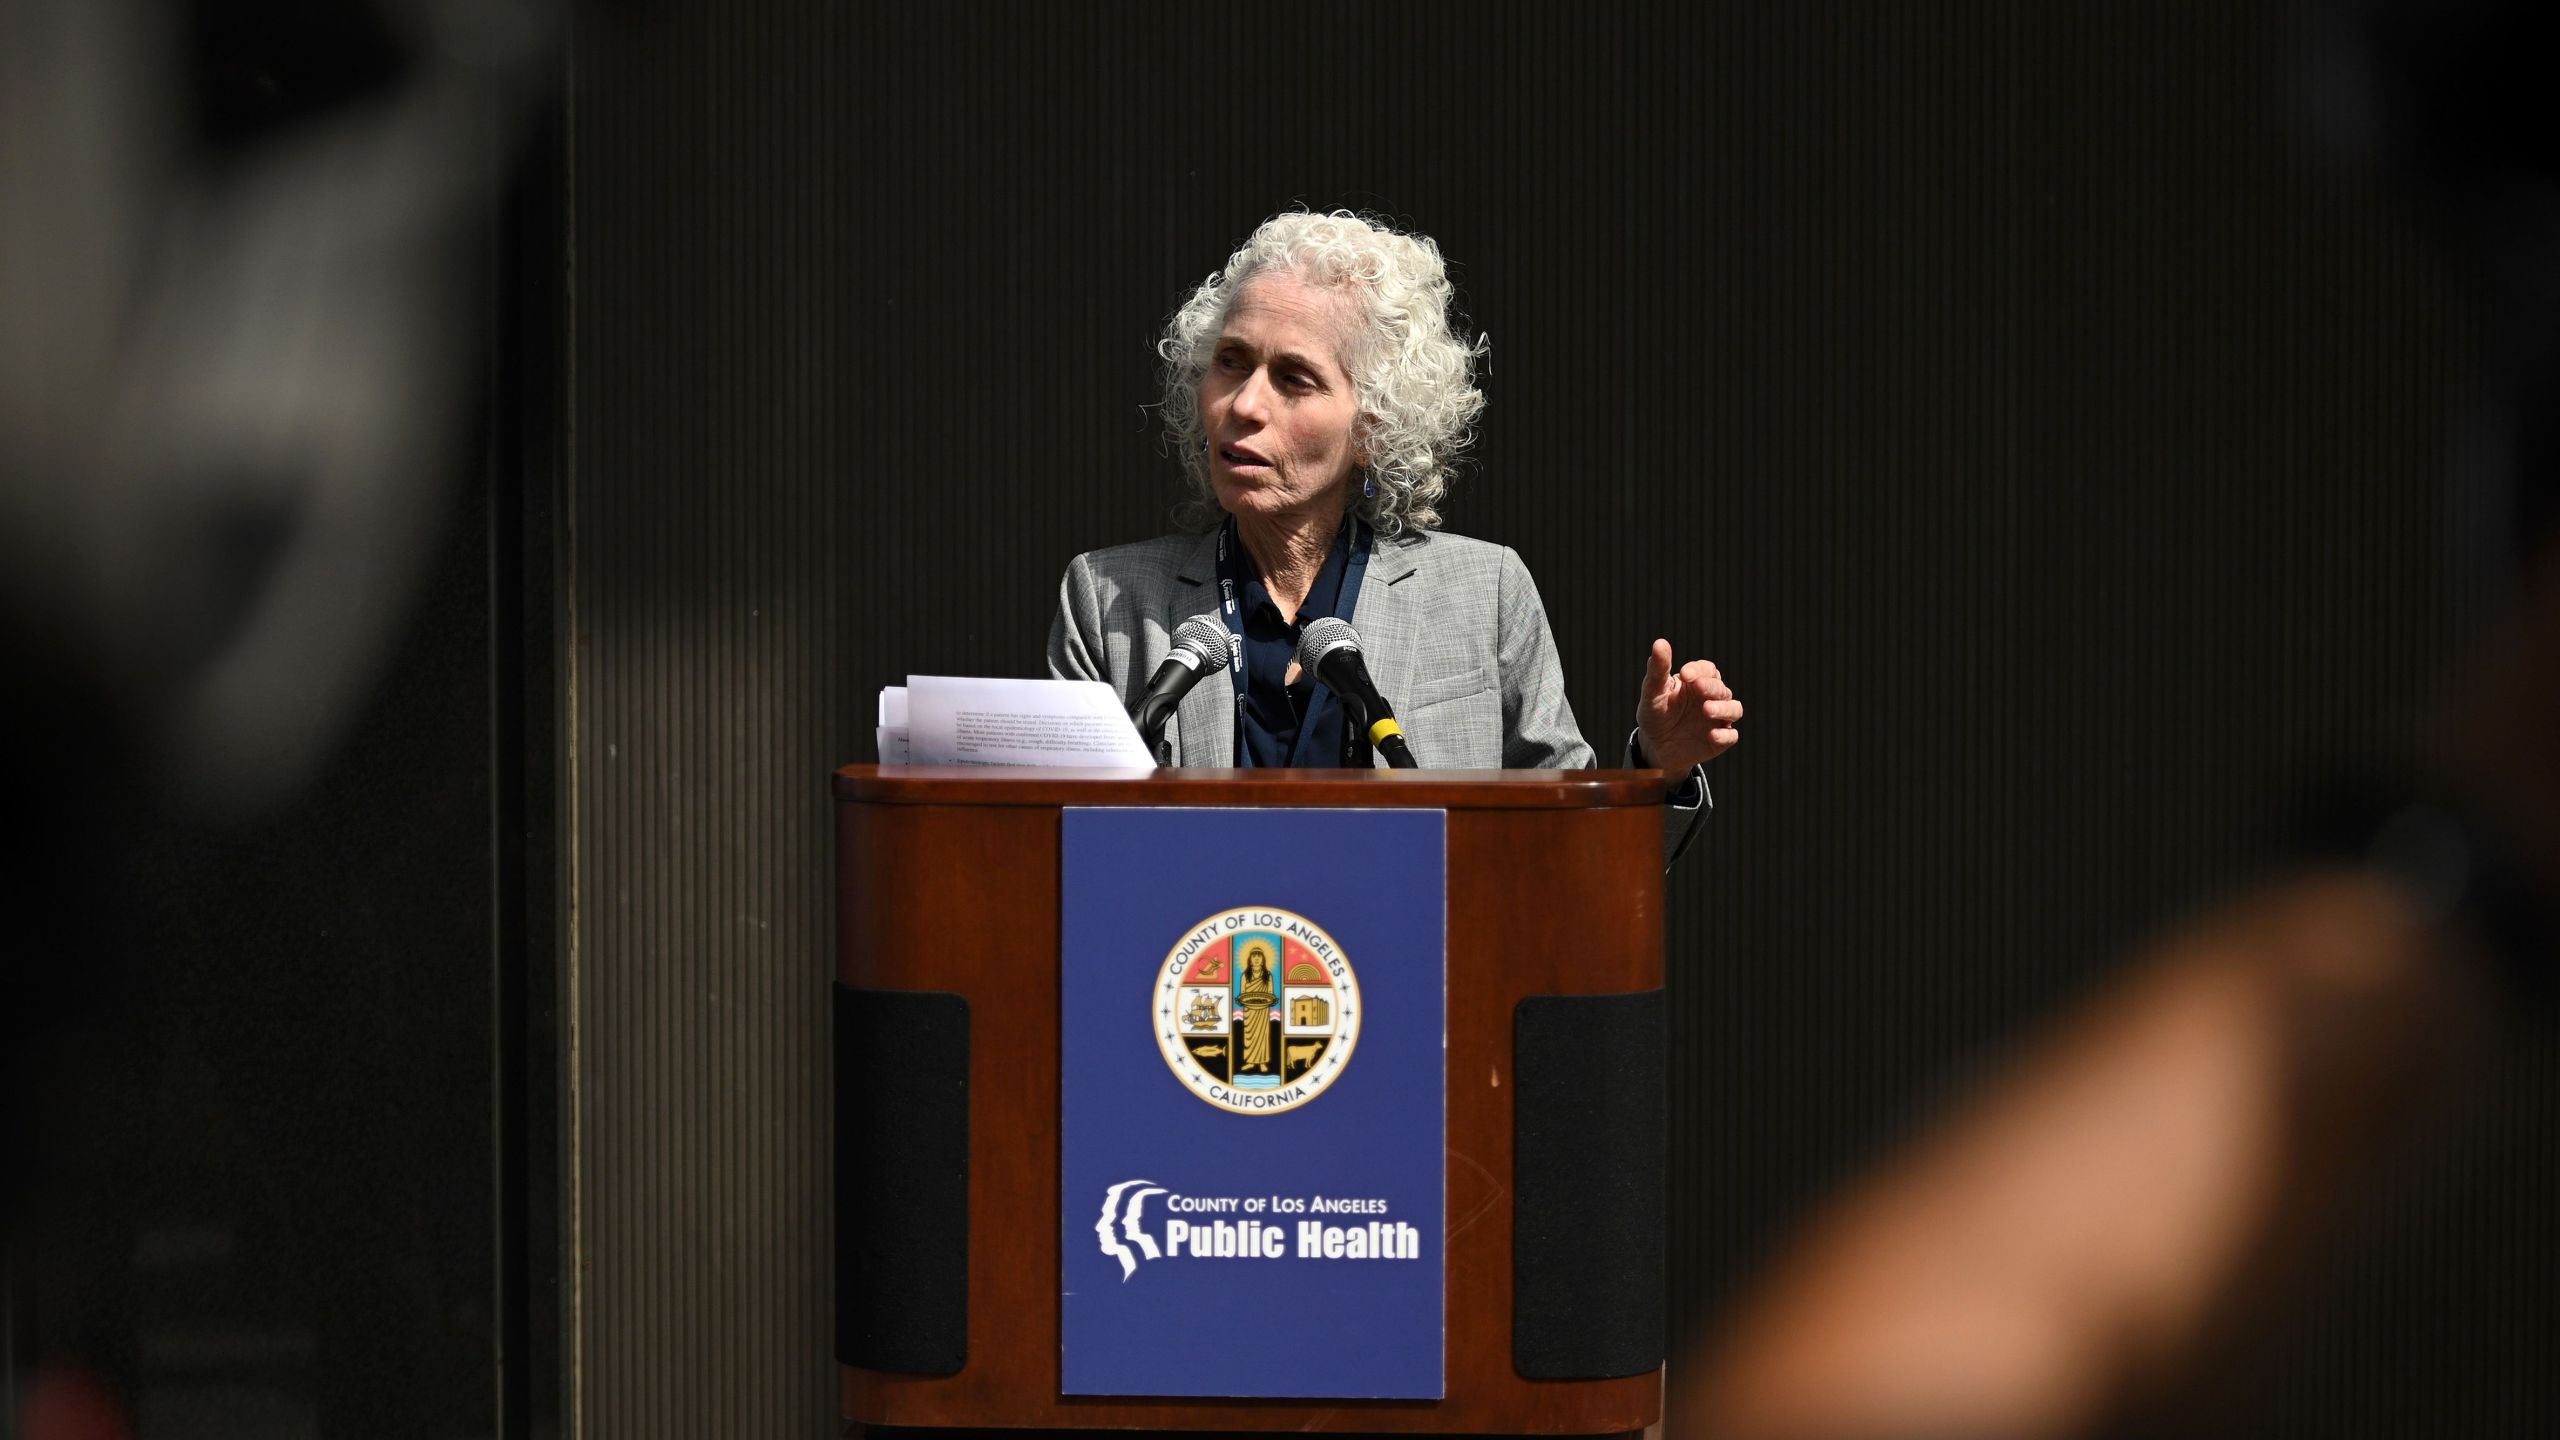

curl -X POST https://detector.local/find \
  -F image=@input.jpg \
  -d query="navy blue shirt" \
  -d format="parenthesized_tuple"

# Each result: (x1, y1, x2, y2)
(1234, 525, 1355, 769)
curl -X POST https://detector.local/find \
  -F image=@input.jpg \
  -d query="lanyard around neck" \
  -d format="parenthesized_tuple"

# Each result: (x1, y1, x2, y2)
(1212, 512, 1373, 768)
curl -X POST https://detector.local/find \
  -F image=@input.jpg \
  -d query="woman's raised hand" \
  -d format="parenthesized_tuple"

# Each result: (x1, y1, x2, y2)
(1636, 638, 1742, 780)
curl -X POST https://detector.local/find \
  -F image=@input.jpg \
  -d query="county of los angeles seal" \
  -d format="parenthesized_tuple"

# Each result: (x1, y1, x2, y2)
(1155, 906, 1360, 1115)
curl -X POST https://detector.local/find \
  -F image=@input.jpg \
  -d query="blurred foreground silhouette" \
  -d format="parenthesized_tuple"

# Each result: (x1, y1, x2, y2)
(1677, 2, 2559, 1434)
(4, 2, 549, 1435)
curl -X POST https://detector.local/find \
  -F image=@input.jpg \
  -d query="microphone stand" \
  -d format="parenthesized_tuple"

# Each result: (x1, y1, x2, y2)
(1132, 696, 1177, 768)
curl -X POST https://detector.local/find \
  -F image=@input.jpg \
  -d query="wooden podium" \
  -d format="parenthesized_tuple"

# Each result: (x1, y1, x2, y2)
(835, 766, 1667, 1437)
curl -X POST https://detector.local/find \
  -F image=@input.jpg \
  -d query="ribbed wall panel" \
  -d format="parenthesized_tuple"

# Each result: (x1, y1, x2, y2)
(562, 2, 2554, 1435)
(565, 1, 848, 1434)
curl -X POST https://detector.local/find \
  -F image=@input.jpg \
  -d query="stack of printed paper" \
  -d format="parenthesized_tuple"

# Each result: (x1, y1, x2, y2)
(874, 676, 1151, 768)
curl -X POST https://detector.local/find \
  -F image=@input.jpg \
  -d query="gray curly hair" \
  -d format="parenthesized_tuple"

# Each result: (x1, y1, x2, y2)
(1159, 211, 1489, 538)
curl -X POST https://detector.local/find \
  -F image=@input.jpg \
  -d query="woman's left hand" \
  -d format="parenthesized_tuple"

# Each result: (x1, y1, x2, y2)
(1636, 638, 1743, 780)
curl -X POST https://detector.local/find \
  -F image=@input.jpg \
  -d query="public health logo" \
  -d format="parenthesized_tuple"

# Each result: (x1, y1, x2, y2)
(1154, 906, 1360, 1115)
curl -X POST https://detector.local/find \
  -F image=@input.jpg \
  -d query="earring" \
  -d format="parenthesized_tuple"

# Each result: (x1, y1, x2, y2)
(1362, 472, 1376, 499)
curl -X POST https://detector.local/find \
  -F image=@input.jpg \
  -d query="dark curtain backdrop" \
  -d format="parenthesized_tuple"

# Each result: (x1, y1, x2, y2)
(564, 1, 2555, 1436)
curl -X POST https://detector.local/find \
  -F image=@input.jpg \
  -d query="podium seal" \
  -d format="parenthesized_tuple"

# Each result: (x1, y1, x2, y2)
(1155, 905, 1361, 1115)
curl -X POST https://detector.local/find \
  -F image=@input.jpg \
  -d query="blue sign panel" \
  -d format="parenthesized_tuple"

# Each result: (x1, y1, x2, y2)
(1060, 807, 1447, 1399)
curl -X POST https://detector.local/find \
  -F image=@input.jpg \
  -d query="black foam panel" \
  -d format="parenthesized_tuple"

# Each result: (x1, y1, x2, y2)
(1512, 990, 1667, 1380)
(835, 984, 971, 1374)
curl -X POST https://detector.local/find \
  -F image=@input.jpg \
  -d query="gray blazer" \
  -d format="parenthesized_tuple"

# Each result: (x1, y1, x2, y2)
(1046, 526, 1595, 769)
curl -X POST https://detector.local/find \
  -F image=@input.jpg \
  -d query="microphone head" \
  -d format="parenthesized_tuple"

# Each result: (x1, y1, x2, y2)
(1295, 616, 1362, 676)
(1170, 614, 1232, 670)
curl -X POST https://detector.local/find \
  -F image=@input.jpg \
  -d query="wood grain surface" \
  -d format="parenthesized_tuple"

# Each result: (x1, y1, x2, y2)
(835, 765, 1668, 809)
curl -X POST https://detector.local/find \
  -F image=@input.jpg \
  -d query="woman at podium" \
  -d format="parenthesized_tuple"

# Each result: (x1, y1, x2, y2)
(1048, 210, 1740, 789)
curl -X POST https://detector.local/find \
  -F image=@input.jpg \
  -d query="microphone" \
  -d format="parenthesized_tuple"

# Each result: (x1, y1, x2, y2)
(1132, 615, 1234, 754)
(1295, 618, 1418, 769)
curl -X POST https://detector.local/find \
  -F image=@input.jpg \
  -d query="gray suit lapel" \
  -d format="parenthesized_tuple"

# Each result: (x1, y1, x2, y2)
(1172, 659, 1234, 766)
(1348, 531, 1429, 749)
(1166, 530, 1233, 767)
(1162, 523, 1428, 768)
